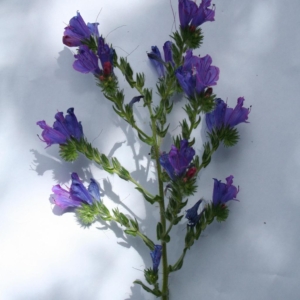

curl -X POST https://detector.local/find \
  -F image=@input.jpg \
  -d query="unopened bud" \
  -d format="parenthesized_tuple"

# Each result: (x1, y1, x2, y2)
(186, 167, 197, 179)
(205, 87, 213, 97)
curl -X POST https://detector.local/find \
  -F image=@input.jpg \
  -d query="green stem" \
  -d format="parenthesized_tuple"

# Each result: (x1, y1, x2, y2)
(73, 139, 155, 199)
(146, 104, 169, 300)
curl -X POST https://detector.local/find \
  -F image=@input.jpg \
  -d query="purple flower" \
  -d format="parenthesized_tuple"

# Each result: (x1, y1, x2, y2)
(73, 45, 101, 75)
(70, 173, 94, 205)
(159, 139, 195, 179)
(163, 41, 175, 66)
(52, 185, 82, 209)
(64, 108, 84, 140)
(159, 153, 176, 180)
(212, 175, 239, 206)
(179, 0, 215, 29)
(63, 12, 99, 47)
(150, 245, 162, 273)
(97, 36, 114, 73)
(37, 108, 83, 147)
(36, 121, 68, 147)
(175, 50, 219, 98)
(206, 97, 250, 132)
(88, 178, 101, 201)
(129, 95, 144, 107)
(147, 41, 175, 77)
(52, 173, 101, 209)
(148, 46, 165, 77)
(185, 199, 203, 226)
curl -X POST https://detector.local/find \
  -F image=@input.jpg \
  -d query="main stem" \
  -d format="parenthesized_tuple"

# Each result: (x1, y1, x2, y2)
(147, 105, 169, 300)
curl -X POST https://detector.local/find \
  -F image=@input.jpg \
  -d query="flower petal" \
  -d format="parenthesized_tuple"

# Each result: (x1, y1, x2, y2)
(70, 173, 93, 205)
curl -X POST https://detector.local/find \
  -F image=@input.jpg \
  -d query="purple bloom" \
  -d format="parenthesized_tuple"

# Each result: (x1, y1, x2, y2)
(97, 37, 114, 72)
(88, 178, 101, 202)
(64, 108, 84, 140)
(73, 45, 101, 75)
(212, 175, 239, 206)
(37, 108, 83, 147)
(160, 152, 176, 180)
(63, 12, 98, 47)
(129, 95, 144, 107)
(148, 41, 175, 77)
(150, 245, 162, 273)
(160, 139, 195, 179)
(185, 199, 203, 226)
(53, 112, 71, 139)
(148, 46, 165, 77)
(52, 185, 82, 209)
(175, 50, 219, 98)
(179, 0, 215, 29)
(36, 121, 68, 147)
(87, 22, 99, 37)
(163, 41, 175, 66)
(191, 0, 215, 27)
(52, 173, 101, 209)
(206, 97, 250, 132)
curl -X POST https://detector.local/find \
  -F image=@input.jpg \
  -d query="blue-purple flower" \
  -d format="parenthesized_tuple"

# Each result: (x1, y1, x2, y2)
(212, 175, 239, 206)
(129, 95, 144, 107)
(97, 36, 114, 76)
(52, 172, 101, 209)
(185, 199, 204, 226)
(148, 41, 175, 77)
(175, 50, 219, 98)
(37, 108, 83, 147)
(179, 0, 215, 29)
(73, 45, 101, 75)
(206, 97, 250, 132)
(150, 245, 162, 273)
(159, 139, 195, 180)
(63, 12, 99, 47)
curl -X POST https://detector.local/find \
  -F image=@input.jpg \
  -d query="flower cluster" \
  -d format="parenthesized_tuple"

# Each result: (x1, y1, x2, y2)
(147, 41, 174, 77)
(206, 97, 250, 132)
(159, 139, 195, 180)
(185, 176, 238, 226)
(37, 108, 83, 147)
(179, 0, 215, 29)
(175, 50, 219, 99)
(52, 173, 101, 209)
(63, 12, 114, 79)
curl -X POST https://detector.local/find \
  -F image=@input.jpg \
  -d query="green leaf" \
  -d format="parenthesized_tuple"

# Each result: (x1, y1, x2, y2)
(135, 187, 160, 204)
(130, 218, 139, 230)
(162, 234, 170, 243)
(124, 229, 137, 236)
(185, 229, 195, 248)
(137, 132, 154, 145)
(156, 222, 163, 240)
(169, 249, 187, 272)
(119, 212, 129, 227)
(134, 280, 162, 297)
(156, 124, 170, 138)
(142, 236, 156, 250)
(173, 215, 183, 225)
(180, 119, 190, 140)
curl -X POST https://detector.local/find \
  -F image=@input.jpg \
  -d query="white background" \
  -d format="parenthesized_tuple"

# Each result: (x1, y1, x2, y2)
(1, 0, 300, 299)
